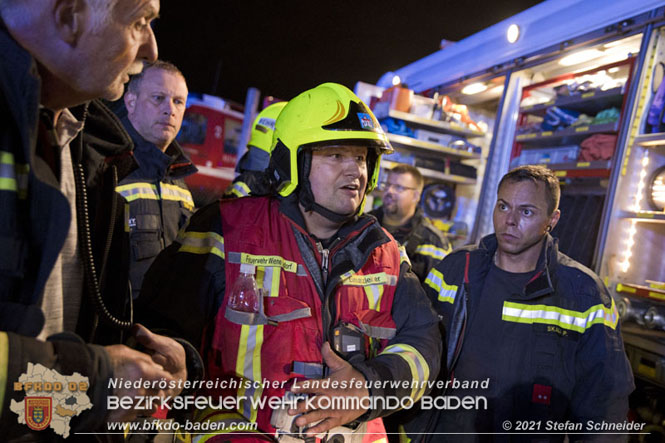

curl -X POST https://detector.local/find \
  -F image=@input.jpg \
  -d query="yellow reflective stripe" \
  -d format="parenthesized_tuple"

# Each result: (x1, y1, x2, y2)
(502, 298, 619, 333)
(342, 272, 397, 286)
(0, 177, 16, 192)
(398, 425, 412, 443)
(260, 265, 280, 297)
(231, 181, 251, 197)
(380, 344, 429, 401)
(398, 245, 411, 266)
(177, 231, 224, 259)
(414, 244, 450, 260)
(424, 268, 457, 304)
(0, 151, 13, 164)
(229, 187, 244, 198)
(0, 332, 8, 421)
(0, 151, 29, 197)
(363, 284, 384, 311)
(115, 182, 159, 202)
(161, 182, 195, 210)
(235, 324, 264, 422)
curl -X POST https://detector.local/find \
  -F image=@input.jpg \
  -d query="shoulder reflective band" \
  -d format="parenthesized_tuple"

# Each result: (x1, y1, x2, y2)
(0, 332, 8, 417)
(424, 268, 458, 304)
(414, 244, 450, 260)
(380, 344, 429, 401)
(228, 181, 251, 198)
(398, 245, 411, 266)
(115, 182, 159, 202)
(177, 231, 224, 259)
(502, 298, 619, 333)
(0, 151, 29, 199)
(160, 183, 195, 210)
(192, 409, 261, 443)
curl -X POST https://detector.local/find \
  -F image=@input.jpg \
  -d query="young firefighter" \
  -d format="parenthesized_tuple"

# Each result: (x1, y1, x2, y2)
(415, 165, 634, 442)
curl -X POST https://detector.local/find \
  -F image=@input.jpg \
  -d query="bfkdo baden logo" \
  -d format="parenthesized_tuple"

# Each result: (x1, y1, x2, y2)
(25, 397, 52, 431)
(11, 363, 92, 438)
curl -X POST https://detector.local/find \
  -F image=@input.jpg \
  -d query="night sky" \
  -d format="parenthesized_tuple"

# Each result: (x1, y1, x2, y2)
(154, 1, 542, 106)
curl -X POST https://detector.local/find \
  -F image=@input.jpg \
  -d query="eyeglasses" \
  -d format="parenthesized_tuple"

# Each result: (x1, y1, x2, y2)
(378, 182, 418, 193)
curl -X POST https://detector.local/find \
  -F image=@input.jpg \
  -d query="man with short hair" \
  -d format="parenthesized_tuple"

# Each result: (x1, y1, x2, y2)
(139, 83, 442, 440)
(0, 0, 194, 437)
(416, 165, 634, 440)
(371, 164, 451, 282)
(118, 60, 197, 299)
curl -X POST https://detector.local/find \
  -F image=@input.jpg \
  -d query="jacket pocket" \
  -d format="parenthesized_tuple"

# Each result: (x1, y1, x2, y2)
(131, 230, 162, 261)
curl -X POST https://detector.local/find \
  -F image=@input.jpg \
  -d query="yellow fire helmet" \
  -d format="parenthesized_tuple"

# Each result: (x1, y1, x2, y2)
(248, 101, 287, 154)
(269, 82, 393, 221)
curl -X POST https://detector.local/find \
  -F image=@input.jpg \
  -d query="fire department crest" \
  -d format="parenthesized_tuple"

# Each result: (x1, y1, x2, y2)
(10, 363, 91, 438)
(357, 112, 375, 130)
(25, 397, 52, 431)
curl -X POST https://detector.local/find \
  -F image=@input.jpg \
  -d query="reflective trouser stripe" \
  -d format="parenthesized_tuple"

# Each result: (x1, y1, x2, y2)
(235, 325, 264, 422)
(502, 298, 619, 333)
(414, 244, 450, 259)
(0, 333, 7, 421)
(380, 344, 429, 401)
(177, 231, 225, 259)
(364, 284, 384, 311)
(160, 183, 195, 210)
(424, 268, 457, 304)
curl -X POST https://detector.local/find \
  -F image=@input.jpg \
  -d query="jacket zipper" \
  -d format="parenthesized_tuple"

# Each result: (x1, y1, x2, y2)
(316, 242, 330, 286)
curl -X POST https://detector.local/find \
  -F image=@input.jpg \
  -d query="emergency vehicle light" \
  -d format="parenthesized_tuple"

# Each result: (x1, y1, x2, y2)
(507, 24, 520, 44)
(461, 82, 488, 95)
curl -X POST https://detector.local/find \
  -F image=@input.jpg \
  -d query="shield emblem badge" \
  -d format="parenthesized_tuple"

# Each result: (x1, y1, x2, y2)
(25, 397, 52, 431)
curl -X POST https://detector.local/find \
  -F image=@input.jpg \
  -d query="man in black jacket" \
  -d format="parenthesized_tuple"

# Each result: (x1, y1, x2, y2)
(118, 60, 197, 299)
(417, 165, 634, 441)
(371, 164, 451, 282)
(0, 0, 192, 439)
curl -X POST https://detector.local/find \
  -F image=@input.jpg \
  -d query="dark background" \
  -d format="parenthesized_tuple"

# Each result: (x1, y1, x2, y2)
(154, 1, 542, 105)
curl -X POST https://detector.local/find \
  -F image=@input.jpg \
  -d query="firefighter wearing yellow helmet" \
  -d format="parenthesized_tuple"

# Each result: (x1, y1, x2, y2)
(269, 82, 393, 221)
(140, 82, 441, 441)
(226, 101, 287, 197)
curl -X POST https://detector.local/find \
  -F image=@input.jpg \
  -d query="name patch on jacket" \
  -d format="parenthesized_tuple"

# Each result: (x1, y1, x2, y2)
(342, 272, 397, 286)
(231, 252, 298, 273)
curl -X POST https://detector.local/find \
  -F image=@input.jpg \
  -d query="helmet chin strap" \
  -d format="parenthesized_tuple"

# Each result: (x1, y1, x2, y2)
(297, 150, 359, 225)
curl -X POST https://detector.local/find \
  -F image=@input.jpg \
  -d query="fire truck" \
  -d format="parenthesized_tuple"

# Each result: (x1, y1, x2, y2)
(359, 0, 665, 436)
(176, 93, 244, 205)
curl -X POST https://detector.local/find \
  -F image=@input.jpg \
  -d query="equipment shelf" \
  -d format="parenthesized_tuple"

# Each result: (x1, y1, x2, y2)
(375, 108, 485, 138)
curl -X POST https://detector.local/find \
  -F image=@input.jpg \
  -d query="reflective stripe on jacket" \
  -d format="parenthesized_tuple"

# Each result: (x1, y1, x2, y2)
(208, 197, 400, 434)
(422, 234, 634, 432)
